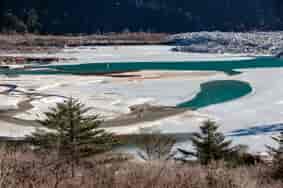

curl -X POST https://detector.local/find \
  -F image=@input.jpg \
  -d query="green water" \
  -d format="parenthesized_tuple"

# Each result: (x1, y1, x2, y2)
(1, 57, 283, 75)
(42, 57, 283, 74)
(177, 80, 252, 109)
(1, 57, 279, 109)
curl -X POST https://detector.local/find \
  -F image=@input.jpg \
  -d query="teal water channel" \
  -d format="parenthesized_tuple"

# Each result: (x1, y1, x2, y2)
(177, 80, 252, 109)
(1, 57, 282, 75)
(1, 57, 280, 109)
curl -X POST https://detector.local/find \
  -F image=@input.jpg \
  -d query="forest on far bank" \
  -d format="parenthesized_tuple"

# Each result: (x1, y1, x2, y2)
(1, 0, 283, 34)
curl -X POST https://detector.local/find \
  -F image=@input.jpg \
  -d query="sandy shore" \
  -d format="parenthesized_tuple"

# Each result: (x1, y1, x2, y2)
(107, 70, 222, 82)
(102, 105, 188, 128)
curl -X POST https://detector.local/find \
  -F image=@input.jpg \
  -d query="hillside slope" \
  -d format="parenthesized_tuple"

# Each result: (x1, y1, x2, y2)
(1, 0, 283, 34)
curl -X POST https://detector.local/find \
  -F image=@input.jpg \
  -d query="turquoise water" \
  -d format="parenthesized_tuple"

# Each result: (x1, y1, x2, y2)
(43, 57, 283, 74)
(177, 80, 252, 109)
(1, 57, 283, 75)
(1, 57, 279, 109)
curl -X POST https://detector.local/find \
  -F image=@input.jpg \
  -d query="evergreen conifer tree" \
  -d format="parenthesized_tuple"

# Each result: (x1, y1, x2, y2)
(178, 120, 234, 165)
(26, 98, 119, 177)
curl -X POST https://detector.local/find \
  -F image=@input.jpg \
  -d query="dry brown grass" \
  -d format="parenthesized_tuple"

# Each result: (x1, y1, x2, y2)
(0, 144, 281, 188)
(0, 32, 169, 53)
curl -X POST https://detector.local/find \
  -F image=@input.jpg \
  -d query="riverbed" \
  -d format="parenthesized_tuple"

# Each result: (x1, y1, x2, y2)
(0, 45, 281, 154)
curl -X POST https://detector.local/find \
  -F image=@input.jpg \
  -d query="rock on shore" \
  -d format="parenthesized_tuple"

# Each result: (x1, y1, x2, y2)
(169, 32, 283, 56)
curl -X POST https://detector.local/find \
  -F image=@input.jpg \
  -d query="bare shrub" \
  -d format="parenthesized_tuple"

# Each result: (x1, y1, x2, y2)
(136, 133, 176, 161)
(0, 145, 280, 188)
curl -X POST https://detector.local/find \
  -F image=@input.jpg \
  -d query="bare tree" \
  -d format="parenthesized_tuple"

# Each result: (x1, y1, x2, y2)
(137, 132, 176, 161)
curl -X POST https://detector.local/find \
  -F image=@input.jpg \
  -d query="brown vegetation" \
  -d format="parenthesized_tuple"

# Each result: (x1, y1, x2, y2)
(136, 133, 176, 161)
(0, 32, 169, 53)
(0, 145, 281, 188)
(0, 97, 281, 188)
(0, 32, 169, 64)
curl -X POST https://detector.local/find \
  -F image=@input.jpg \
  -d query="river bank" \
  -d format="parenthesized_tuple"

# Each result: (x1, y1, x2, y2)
(0, 33, 168, 52)
(170, 31, 283, 55)
(0, 32, 273, 65)
(2, 31, 283, 66)
(0, 33, 168, 64)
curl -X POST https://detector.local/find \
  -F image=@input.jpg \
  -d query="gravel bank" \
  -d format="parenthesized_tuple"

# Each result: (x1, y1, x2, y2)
(169, 32, 283, 55)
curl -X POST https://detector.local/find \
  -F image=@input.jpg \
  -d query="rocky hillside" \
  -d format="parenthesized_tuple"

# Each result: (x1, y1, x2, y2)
(1, 0, 283, 34)
(169, 32, 283, 55)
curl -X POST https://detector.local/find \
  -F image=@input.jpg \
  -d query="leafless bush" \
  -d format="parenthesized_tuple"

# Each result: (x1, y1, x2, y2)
(136, 133, 176, 161)
(0, 145, 280, 188)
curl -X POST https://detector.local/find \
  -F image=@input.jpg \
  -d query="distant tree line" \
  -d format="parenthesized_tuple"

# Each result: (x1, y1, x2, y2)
(1, 0, 283, 34)
(1, 9, 40, 33)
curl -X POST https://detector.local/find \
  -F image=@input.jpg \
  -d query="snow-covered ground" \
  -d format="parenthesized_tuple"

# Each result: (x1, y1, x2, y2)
(0, 94, 24, 110)
(3, 45, 254, 65)
(0, 46, 281, 154)
(134, 68, 283, 153)
(8, 71, 222, 120)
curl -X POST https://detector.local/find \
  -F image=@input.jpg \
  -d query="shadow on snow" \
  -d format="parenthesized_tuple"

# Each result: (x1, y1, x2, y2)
(228, 123, 283, 137)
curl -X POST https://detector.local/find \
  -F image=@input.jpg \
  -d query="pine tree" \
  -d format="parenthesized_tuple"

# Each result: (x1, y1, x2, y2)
(178, 120, 234, 165)
(266, 132, 283, 179)
(25, 9, 41, 33)
(26, 98, 119, 177)
(3, 11, 27, 33)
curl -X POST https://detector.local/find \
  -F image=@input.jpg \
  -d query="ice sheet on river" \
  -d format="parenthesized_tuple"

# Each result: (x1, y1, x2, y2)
(3, 45, 254, 65)
(0, 46, 281, 154)
(1, 68, 282, 153)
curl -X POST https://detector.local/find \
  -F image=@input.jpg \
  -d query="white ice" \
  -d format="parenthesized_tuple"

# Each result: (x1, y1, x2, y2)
(0, 46, 281, 154)
(2, 45, 254, 65)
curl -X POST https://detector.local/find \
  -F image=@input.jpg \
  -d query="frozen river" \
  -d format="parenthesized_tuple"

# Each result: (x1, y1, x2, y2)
(0, 46, 282, 154)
